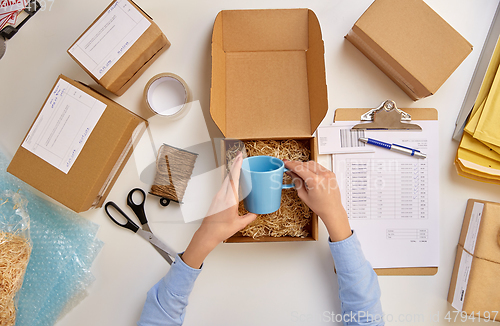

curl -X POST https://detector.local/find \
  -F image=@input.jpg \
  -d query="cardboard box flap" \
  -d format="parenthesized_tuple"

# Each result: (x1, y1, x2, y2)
(210, 9, 328, 140)
(355, 0, 472, 94)
(210, 12, 225, 135)
(221, 9, 309, 52)
(307, 37, 328, 133)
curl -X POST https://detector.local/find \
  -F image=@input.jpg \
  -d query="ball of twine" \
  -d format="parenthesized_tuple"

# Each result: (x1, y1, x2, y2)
(151, 144, 197, 203)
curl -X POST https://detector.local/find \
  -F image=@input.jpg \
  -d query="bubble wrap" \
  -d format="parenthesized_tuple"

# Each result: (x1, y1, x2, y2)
(0, 149, 103, 326)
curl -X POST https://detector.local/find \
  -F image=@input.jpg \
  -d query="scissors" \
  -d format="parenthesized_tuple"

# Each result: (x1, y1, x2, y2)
(104, 188, 176, 265)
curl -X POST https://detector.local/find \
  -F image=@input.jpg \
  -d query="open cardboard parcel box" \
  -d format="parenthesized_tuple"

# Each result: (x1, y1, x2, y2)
(210, 9, 328, 242)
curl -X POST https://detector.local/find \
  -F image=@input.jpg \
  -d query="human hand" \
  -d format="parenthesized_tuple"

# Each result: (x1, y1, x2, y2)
(284, 160, 351, 242)
(182, 153, 257, 268)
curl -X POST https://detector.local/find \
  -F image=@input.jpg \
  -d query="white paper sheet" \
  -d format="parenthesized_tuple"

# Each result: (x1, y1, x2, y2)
(22, 79, 106, 174)
(68, 0, 151, 80)
(318, 122, 375, 154)
(333, 120, 439, 269)
(452, 250, 473, 311)
(463, 202, 484, 254)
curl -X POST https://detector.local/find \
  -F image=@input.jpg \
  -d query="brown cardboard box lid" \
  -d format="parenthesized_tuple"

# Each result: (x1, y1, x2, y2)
(7, 75, 147, 212)
(459, 199, 500, 264)
(210, 9, 328, 140)
(353, 0, 472, 94)
(67, 0, 170, 96)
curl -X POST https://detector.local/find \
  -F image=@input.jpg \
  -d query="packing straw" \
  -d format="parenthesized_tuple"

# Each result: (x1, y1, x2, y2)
(0, 149, 102, 326)
(0, 191, 31, 326)
(150, 144, 197, 203)
(226, 139, 312, 239)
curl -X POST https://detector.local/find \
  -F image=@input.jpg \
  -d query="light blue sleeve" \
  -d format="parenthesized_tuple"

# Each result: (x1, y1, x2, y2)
(329, 231, 385, 326)
(137, 254, 202, 326)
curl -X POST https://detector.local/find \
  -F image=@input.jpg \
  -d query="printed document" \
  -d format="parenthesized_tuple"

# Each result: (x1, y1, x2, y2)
(68, 0, 151, 80)
(333, 121, 439, 268)
(22, 79, 106, 174)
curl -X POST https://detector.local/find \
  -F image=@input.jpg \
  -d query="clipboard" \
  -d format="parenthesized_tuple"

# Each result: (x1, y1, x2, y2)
(334, 101, 438, 276)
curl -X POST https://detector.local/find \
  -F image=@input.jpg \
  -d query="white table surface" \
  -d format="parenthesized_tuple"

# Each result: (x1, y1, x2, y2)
(1, 0, 500, 325)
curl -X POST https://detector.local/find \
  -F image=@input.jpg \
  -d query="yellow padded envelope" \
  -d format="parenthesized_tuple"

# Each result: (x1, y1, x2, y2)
(455, 158, 500, 185)
(474, 67, 500, 147)
(465, 35, 500, 135)
(460, 132, 500, 162)
(464, 98, 486, 136)
(457, 147, 500, 176)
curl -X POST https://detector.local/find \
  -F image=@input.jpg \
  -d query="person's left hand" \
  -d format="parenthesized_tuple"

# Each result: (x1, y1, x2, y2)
(182, 152, 257, 268)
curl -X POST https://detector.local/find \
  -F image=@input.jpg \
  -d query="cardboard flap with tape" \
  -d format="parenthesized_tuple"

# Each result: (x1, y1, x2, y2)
(7, 75, 147, 212)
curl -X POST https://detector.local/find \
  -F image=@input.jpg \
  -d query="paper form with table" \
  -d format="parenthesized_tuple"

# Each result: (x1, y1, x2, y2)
(323, 120, 439, 269)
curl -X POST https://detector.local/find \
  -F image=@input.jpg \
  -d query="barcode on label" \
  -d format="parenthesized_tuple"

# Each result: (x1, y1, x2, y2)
(340, 129, 366, 148)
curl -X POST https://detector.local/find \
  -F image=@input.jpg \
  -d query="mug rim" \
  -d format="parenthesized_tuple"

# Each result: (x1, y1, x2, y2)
(241, 155, 284, 173)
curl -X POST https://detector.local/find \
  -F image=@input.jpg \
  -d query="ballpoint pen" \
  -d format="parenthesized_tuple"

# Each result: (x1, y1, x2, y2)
(358, 137, 427, 159)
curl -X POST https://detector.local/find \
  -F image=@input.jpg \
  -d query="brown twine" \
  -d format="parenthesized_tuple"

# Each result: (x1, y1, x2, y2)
(226, 139, 312, 238)
(151, 144, 197, 202)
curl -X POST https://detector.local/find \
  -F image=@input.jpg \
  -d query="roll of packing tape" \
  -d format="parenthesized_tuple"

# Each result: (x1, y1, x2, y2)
(144, 73, 191, 119)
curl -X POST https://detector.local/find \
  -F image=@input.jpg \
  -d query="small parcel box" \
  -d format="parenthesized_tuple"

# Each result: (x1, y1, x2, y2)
(345, 0, 472, 101)
(8, 75, 147, 213)
(68, 0, 170, 96)
(448, 199, 500, 322)
(210, 9, 328, 242)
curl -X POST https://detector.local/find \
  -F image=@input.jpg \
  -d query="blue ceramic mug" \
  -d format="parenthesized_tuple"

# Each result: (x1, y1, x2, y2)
(240, 156, 294, 214)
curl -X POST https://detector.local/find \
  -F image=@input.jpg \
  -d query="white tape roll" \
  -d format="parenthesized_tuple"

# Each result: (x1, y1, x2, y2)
(144, 73, 191, 119)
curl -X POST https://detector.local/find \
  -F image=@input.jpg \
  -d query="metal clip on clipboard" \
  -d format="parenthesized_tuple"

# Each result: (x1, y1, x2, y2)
(352, 100, 422, 131)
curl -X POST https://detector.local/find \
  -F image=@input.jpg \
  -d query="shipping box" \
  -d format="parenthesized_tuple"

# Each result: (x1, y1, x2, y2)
(210, 9, 328, 242)
(448, 199, 500, 321)
(345, 0, 472, 101)
(8, 75, 147, 213)
(68, 0, 170, 96)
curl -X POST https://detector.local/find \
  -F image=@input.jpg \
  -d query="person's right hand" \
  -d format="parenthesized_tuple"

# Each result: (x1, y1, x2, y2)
(182, 152, 257, 269)
(284, 160, 352, 242)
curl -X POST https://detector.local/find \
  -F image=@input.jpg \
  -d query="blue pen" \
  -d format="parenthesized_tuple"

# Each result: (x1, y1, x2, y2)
(359, 137, 427, 159)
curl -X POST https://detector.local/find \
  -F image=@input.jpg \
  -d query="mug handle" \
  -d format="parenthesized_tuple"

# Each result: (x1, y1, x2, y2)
(282, 168, 294, 189)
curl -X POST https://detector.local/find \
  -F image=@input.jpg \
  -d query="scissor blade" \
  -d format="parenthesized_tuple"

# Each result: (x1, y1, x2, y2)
(141, 223, 152, 233)
(136, 229, 176, 262)
(138, 224, 172, 264)
(151, 243, 173, 265)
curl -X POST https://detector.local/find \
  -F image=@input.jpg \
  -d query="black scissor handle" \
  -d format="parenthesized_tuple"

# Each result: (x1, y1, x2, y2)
(127, 188, 148, 226)
(104, 202, 140, 233)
